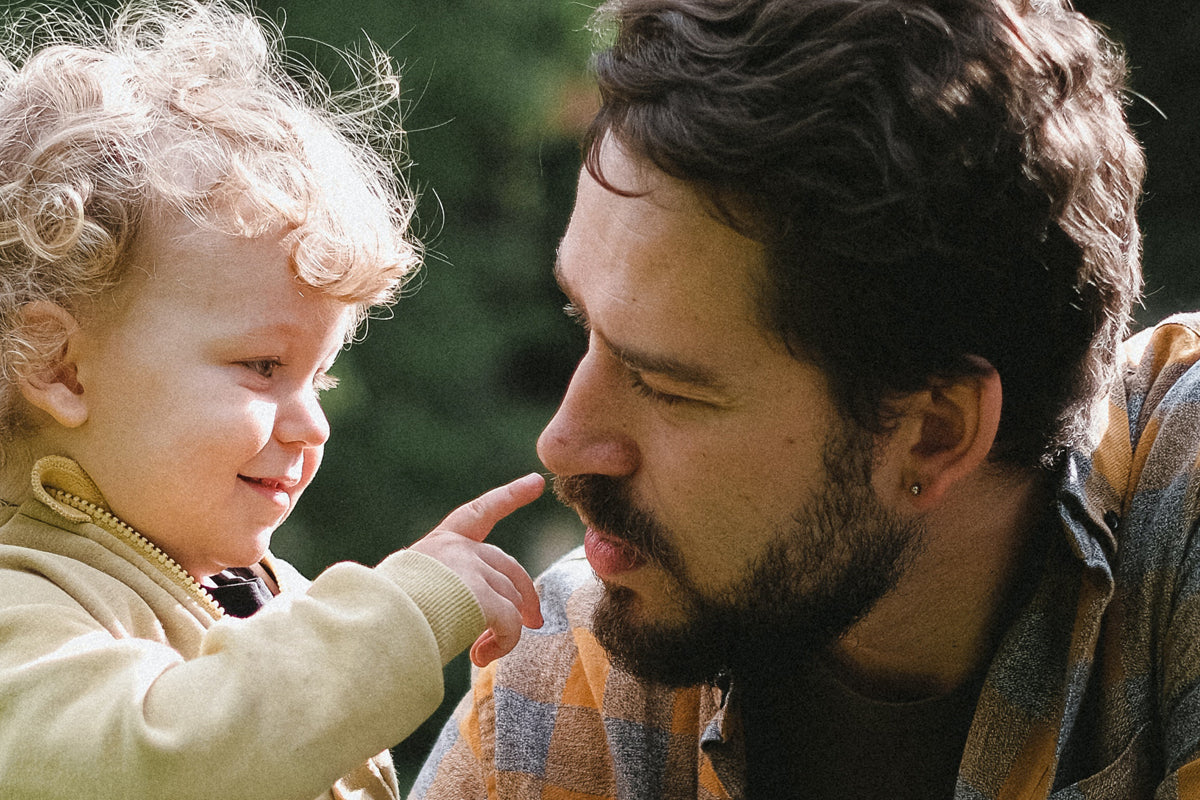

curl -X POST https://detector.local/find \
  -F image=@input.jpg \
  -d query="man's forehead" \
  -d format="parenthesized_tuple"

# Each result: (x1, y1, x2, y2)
(583, 136, 715, 216)
(552, 183, 788, 398)
(557, 182, 767, 305)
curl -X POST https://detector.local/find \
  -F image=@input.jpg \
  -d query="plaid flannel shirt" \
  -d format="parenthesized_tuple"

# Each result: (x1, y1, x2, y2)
(413, 314, 1200, 800)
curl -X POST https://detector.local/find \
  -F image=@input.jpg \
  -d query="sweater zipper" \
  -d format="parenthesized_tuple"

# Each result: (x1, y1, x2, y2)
(49, 489, 226, 620)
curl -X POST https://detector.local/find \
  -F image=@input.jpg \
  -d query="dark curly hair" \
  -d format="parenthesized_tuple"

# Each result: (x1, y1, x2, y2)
(584, 0, 1145, 469)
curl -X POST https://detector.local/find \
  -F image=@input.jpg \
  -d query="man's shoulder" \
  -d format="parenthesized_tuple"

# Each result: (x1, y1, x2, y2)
(496, 544, 706, 714)
(417, 547, 719, 800)
(1112, 312, 1200, 448)
(490, 546, 608, 698)
(1126, 311, 1200, 344)
(1119, 312, 1200, 394)
(1093, 312, 1200, 556)
(533, 545, 601, 630)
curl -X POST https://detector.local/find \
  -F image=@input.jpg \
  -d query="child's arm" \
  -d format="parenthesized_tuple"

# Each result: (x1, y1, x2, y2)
(0, 475, 545, 800)
(409, 472, 545, 667)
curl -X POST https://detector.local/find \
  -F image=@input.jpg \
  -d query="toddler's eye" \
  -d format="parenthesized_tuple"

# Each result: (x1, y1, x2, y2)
(241, 358, 281, 378)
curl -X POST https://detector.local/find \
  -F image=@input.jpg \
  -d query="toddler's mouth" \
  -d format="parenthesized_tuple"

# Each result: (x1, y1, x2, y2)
(239, 475, 290, 492)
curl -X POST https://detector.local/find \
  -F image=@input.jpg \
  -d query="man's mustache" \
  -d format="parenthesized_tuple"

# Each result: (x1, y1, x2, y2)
(552, 473, 678, 570)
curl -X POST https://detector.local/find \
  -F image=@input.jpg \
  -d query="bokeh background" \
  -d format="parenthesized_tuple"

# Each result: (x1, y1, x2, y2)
(6, 0, 1198, 791)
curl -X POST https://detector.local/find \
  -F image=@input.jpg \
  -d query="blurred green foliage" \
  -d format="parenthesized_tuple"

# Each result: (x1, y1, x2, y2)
(5, 0, 1199, 793)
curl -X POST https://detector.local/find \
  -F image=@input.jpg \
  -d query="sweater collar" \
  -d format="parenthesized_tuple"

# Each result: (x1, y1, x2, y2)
(30, 455, 109, 524)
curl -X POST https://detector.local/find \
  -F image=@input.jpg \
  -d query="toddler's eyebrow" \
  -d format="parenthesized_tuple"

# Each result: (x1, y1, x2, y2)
(231, 321, 309, 338)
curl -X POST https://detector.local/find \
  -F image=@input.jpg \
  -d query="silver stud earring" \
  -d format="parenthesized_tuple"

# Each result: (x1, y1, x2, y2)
(909, 483, 922, 496)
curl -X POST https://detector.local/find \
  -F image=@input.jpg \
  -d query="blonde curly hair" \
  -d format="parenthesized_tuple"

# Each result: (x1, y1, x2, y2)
(0, 0, 419, 441)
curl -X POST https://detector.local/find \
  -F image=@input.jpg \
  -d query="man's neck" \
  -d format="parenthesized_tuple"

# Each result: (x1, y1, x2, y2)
(830, 467, 1054, 700)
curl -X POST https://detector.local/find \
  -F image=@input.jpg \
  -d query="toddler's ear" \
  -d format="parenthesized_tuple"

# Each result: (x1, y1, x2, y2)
(15, 301, 88, 428)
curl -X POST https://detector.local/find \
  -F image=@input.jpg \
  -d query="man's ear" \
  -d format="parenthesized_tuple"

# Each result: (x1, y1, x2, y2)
(15, 301, 88, 429)
(884, 358, 1002, 509)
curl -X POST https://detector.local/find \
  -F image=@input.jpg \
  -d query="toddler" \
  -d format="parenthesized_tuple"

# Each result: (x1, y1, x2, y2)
(0, 2, 542, 798)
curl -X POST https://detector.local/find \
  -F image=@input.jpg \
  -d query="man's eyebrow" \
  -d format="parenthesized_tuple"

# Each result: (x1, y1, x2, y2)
(607, 338, 726, 390)
(553, 250, 726, 391)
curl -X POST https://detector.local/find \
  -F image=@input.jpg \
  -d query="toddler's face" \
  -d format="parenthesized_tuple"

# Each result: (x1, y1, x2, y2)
(64, 213, 354, 579)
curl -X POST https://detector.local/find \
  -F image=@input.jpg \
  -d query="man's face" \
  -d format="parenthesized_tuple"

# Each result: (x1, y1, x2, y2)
(537, 144, 921, 683)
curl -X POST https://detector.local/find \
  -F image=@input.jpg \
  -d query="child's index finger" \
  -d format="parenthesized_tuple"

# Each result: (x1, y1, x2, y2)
(437, 473, 546, 542)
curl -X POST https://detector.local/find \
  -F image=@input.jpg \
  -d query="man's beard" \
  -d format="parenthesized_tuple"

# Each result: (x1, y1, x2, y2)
(554, 423, 923, 687)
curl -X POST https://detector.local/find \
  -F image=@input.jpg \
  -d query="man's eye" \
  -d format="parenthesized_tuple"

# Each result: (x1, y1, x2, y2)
(630, 372, 687, 406)
(241, 358, 281, 378)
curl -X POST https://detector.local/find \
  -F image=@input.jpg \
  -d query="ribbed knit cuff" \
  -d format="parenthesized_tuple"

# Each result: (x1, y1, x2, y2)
(376, 549, 486, 665)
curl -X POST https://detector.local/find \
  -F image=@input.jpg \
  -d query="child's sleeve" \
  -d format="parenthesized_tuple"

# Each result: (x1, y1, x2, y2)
(0, 548, 484, 800)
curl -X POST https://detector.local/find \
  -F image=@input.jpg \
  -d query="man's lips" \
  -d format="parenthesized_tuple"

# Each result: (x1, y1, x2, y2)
(583, 527, 647, 578)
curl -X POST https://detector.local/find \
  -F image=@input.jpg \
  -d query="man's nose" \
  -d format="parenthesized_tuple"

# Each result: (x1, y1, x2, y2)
(537, 351, 639, 479)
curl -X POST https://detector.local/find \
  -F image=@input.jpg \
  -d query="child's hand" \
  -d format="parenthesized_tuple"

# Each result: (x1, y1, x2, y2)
(409, 473, 545, 667)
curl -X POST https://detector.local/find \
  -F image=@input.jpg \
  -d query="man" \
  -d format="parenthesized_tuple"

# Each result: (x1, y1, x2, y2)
(415, 0, 1200, 797)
